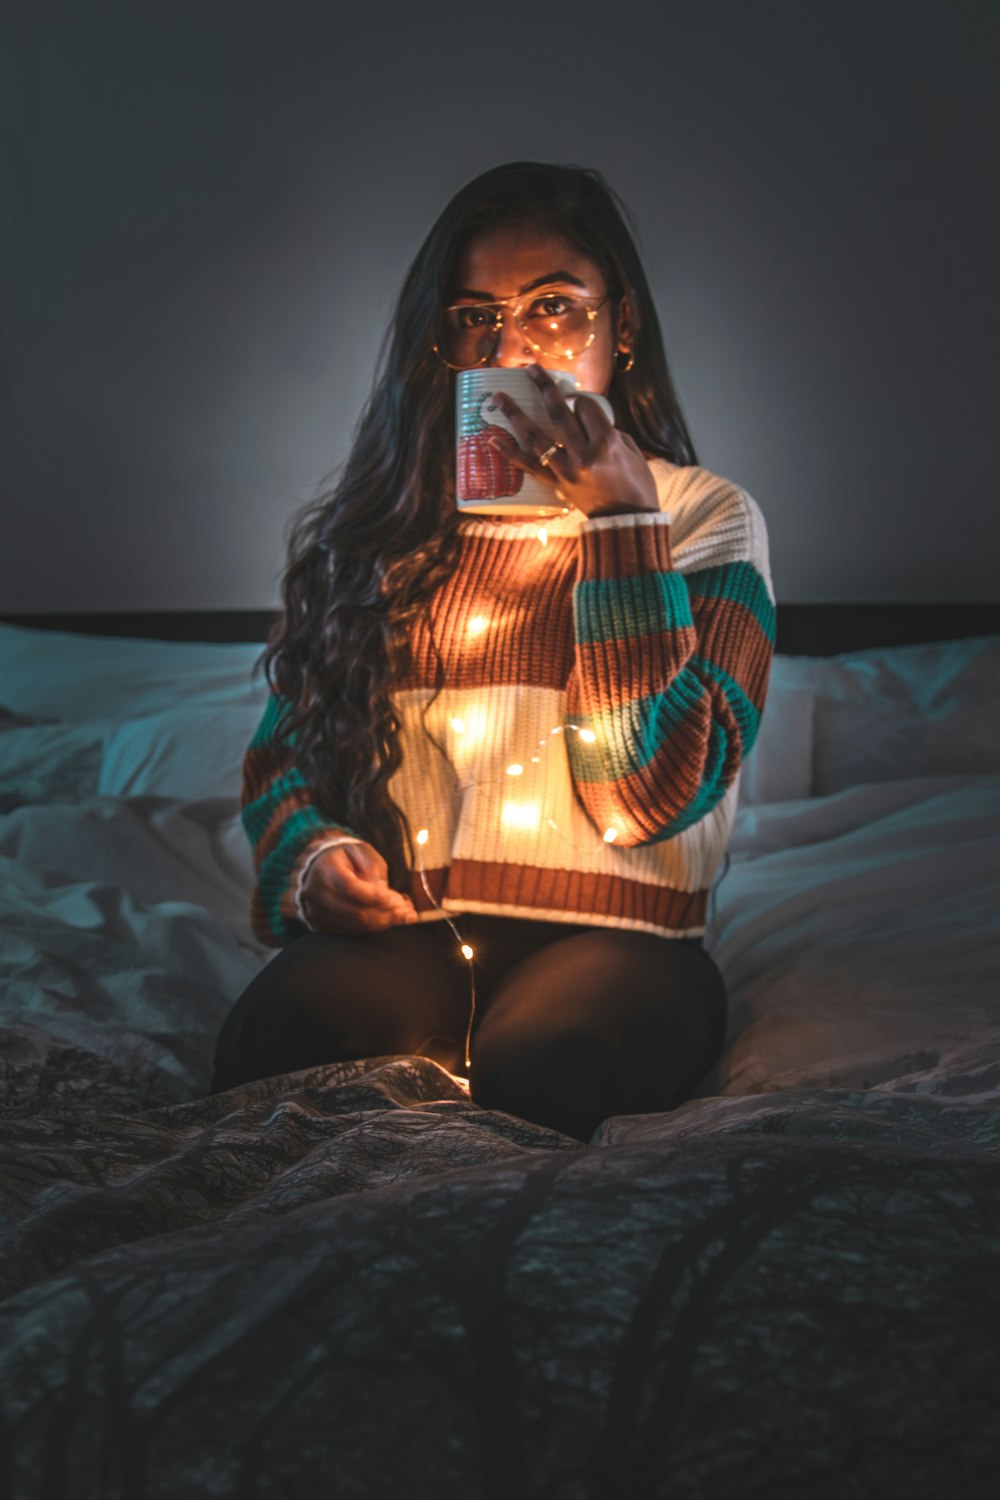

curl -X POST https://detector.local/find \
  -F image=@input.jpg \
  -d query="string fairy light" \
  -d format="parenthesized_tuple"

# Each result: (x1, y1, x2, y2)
(400, 527, 629, 1092)
(412, 824, 478, 1088)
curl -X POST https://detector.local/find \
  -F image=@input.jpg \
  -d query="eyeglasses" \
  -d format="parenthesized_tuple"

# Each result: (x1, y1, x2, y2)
(433, 291, 610, 370)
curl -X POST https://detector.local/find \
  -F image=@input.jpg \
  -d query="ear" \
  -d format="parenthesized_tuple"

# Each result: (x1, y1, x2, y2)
(615, 294, 634, 352)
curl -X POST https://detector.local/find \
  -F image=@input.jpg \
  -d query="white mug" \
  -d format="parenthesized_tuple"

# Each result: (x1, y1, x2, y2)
(455, 367, 614, 516)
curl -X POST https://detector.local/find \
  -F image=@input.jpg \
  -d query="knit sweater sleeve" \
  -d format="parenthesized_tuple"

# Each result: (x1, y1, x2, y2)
(241, 693, 361, 946)
(564, 481, 775, 846)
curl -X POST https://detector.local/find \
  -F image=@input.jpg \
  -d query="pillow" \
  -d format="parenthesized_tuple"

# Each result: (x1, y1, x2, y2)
(99, 701, 267, 801)
(0, 623, 267, 723)
(809, 635, 1000, 795)
(736, 654, 815, 807)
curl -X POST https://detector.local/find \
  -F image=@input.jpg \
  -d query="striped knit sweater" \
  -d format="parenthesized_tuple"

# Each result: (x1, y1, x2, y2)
(242, 459, 775, 947)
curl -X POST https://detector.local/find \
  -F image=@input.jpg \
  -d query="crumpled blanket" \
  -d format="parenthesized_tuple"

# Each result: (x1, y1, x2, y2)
(2, 1043, 999, 1498)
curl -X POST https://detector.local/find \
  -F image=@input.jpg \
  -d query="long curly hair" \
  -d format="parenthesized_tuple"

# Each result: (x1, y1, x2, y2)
(258, 160, 699, 892)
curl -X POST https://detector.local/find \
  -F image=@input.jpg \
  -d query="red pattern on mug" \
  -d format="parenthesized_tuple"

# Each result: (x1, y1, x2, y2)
(457, 426, 524, 501)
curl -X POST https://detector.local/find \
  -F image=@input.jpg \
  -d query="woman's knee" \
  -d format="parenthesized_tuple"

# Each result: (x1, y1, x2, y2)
(212, 927, 469, 1090)
(470, 1022, 620, 1137)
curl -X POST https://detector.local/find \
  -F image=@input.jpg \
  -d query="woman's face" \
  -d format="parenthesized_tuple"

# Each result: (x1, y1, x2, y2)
(446, 225, 631, 396)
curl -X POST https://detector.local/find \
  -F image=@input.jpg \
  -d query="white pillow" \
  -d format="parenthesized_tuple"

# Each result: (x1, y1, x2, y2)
(99, 702, 267, 801)
(736, 655, 815, 807)
(0, 623, 267, 723)
(810, 635, 1000, 795)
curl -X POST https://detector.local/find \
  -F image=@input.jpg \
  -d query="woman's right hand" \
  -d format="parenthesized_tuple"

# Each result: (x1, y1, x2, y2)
(300, 840, 419, 935)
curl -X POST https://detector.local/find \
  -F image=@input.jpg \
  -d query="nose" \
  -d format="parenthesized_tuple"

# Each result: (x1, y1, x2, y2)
(488, 312, 534, 368)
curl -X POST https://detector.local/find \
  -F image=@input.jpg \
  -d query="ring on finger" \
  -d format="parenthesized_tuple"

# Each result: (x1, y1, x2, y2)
(538, 443, 565, 468)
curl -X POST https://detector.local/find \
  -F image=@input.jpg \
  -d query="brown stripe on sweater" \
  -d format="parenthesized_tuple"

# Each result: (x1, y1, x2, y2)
(560, 691, 739, 842)
(571, 623, 697, 711)
(400, 529, 576, 688)
(407, 864, 449, 910)
(576, 514, 673, 578)
(572, 597, 772, 712)
(241, 742, 280, 806)
(691, 594, 774, 703)
(253, 788, 316, 870)
(402, 619, 576, 692)
(440, 859, 707, 930)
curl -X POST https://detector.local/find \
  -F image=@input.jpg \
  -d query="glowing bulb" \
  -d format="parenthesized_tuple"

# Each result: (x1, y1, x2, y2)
(461, 943, 474, 961)
(603, 827, 618, 843)
(550, 726, 563, 734)
(579, 728, 596, 743)
(416, 828, 429, 844)
(536, 527, 547, 545)
(530, 755, 540, 763)
(506, 763, 523, 776)
(501, 801, 540, 829)
(467, 616, 488, 635)
(451, 717, 465, 733)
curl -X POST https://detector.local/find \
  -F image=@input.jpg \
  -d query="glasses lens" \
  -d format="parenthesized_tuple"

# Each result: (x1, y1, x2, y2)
(439, 305, 501, 368)
(516, 294, 598, 360)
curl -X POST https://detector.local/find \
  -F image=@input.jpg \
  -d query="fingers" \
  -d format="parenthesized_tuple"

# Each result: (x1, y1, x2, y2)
(303, 843, 418, 934)
(306, 896, 418, 935)
(568, 392, 613, 445)
(487, 396, 572, 480)
(527, 363, 581, 438)
(487, 366, 610, 470)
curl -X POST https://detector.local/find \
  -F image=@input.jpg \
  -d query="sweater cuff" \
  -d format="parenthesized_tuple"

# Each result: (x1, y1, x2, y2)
(291, 834, 364, 929)
(577, 508, 674, 577)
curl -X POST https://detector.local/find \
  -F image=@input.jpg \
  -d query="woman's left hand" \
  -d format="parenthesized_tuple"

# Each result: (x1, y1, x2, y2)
(484, 363, 661, 520)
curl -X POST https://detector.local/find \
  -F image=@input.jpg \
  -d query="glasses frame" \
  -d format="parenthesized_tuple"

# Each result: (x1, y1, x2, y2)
(433, 290, 611, 371)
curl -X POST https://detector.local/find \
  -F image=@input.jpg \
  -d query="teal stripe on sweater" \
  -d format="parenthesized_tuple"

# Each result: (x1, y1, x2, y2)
(686, 562, 776, 643)
(248, 692, 296, 751)
(241, 766, 312, 845)
(567, 702, 732, 843)
(573, 571, 693, 646)
(256, 805, 351, 941)
(565, 657, 761, 788)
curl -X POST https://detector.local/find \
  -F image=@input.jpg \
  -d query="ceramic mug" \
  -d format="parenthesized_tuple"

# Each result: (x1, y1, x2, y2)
(455, 367, 614, 516)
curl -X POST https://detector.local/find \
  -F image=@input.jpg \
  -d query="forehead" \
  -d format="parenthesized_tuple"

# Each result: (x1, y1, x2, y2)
(451, 225, 605, 297)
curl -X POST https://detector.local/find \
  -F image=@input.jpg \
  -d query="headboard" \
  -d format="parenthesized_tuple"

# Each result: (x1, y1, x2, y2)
(1, 604, 998, 655)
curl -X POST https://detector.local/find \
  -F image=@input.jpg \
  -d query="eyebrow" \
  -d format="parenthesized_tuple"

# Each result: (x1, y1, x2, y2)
(450, 270, 590, 301)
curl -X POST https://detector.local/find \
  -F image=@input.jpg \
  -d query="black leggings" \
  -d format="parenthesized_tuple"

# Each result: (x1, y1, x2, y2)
(210, 914, 728, 1142)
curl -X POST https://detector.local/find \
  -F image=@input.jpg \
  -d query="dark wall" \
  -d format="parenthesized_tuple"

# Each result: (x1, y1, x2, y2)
(2, 0, 997, 610)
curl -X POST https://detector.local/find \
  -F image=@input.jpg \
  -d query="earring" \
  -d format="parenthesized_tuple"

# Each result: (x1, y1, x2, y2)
(614, 347, 635, 373)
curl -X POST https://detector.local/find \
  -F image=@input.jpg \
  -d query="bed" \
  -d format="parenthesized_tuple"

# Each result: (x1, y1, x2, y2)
(1, 608, 999, 1497)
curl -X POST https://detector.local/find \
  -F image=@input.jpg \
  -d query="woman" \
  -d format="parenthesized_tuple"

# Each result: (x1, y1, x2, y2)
(210, 161, 775, 1142)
